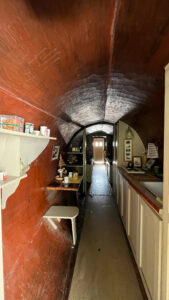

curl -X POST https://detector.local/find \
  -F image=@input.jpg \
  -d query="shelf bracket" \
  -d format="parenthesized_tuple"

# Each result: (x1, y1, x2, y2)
(1, 175, 27, 209)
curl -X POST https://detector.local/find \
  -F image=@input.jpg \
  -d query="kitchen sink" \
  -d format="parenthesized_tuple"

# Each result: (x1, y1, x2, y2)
(140, 181, 163, 199)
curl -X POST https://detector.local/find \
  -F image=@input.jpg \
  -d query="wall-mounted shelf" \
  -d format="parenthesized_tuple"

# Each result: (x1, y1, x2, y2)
(0, 128, 56, 209)
(0, 128, 56, 140)
(66, 130, 86, 194)
(67, 152, 83, 155)
(66, 165, 83, 168)
(0, 175, 27, 188)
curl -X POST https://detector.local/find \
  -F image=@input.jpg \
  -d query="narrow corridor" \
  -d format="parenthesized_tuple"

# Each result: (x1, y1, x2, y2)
(69, 165, 144, 300)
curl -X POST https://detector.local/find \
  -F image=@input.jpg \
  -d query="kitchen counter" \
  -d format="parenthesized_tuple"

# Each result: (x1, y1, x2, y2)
(118, 167, 163, 214)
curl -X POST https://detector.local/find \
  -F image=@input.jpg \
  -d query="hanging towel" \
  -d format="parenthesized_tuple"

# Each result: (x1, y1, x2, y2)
(147, 143, 159, 158)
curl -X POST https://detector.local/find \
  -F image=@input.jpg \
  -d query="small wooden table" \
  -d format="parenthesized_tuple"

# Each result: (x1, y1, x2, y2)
(46, 176, 83, 206)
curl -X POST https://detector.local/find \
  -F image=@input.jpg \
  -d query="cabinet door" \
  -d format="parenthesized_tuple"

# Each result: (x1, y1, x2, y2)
(116, 172, 123, 214)
(139, 198, 162, 300)
(118, 174, 123, 217)
(122, 178, 128, 232)
(113, 164, 117, 197)
(116, 171, 120, 205)
(128, 185, 140, 262)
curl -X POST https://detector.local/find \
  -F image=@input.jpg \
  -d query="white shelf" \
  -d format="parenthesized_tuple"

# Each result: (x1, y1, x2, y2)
(0, 127, 56, 209)
(0, 128, 56, 140)
(0, 175, 27, 188)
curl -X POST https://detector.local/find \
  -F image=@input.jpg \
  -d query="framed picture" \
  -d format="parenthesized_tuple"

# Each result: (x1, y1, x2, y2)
(145, 158, 155, 170)
(124, 139, 132, 161)
(133, 156, 142, 167)
(51, 145, 60, 160)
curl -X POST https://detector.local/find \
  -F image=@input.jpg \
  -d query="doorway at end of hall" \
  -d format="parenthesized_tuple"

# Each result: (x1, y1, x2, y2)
(93, 138, 105, 164)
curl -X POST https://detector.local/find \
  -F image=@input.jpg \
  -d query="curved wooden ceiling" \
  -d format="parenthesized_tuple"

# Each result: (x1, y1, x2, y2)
(0, 0, 168, 142)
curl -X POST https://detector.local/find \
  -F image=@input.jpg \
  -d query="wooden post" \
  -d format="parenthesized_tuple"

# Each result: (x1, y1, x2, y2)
(83, 129, 86, 194)
(0, 191, 4, 300)
(161, 63, 169, 300)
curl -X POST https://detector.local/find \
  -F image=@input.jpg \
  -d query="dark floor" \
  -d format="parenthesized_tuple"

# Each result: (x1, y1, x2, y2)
(68, 164, 146, 300)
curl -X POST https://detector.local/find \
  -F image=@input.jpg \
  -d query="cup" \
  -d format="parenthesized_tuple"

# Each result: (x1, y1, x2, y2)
(33, 130, 40, 136)
(69, 172, 73, 178)
(64, 176, 69, 184)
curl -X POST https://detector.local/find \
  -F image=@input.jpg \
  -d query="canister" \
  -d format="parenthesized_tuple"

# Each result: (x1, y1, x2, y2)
(46, 129, 50, 137)
(40, 126, 47, 136)
(25, 122, 31, 133)
(29, 123, 34, 133)
(154, 166, 160, 175)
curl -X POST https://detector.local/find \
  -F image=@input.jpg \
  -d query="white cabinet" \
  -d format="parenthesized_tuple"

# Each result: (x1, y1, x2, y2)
(122, 178, 129, 232)
(119, 175, 123, 217)
(116, 170, 120, 205)
(116, 171, 162, 300)
(113, 164, 118, 199)
(139, 197, 162, 300)
(117, 172, 123, 216)
(128, 185, 140, 262)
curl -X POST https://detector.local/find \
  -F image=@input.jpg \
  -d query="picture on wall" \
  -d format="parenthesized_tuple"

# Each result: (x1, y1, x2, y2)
(51, 145, 60, 160)
(124, 139, 132, 162)
(133, 156, 142, 167)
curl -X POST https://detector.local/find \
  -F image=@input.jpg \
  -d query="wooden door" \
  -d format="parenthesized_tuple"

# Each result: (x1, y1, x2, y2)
(93, 138, 104, 162)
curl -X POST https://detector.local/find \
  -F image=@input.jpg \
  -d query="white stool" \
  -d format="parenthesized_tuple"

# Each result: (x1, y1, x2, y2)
(43, 206, 79, 245)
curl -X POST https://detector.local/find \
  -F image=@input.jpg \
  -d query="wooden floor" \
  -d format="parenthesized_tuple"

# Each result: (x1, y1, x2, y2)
(68, 164, 145, 300)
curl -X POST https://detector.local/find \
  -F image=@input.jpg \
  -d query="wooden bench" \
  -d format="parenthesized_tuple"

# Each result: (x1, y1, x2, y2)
(43, 206, 79, 245)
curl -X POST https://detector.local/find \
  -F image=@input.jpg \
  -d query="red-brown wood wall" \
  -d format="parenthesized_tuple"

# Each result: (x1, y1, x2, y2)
(1, 89, 72, 300)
